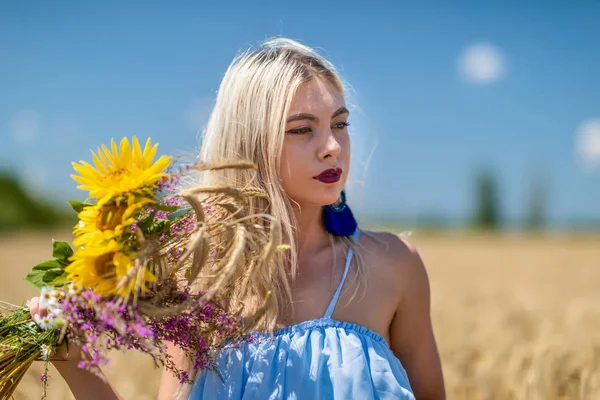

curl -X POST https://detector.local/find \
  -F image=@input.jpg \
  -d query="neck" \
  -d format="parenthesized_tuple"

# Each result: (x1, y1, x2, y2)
(292, 204, 330, 259)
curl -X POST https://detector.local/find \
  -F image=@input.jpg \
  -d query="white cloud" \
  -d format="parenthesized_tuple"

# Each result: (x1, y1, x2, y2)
(575, 119, 600, 170)
(10, 109, 39, 145)
(457, 42, 506, 85)
(185, 97, 215, 134)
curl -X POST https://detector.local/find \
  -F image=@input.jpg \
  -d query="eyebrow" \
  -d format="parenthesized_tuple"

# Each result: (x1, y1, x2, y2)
(286, 106, 350, 123)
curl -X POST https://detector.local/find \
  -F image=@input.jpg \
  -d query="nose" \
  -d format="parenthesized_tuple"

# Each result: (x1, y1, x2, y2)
(317, 129, 342, 160)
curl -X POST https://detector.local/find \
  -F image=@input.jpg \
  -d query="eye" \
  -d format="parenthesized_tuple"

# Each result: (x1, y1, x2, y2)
(285, 126, 312, 134)
(333, 121, 350, 130)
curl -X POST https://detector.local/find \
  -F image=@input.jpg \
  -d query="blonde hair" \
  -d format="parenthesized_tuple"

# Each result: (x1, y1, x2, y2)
(195, 37, 362, 332)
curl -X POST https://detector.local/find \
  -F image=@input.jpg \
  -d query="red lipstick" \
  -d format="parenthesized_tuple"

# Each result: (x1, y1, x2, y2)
(314, 168, 342, 184)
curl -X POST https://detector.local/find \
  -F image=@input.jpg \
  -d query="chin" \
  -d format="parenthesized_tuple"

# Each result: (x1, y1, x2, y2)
(318, 188, 343, 207)
(290, 183, 343, 208)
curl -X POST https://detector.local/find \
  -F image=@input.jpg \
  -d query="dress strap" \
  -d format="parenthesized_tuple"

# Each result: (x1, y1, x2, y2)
(323, 229, 360, 319)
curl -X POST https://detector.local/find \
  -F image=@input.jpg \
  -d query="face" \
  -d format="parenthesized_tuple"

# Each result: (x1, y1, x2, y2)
(280, 78, 351, 208)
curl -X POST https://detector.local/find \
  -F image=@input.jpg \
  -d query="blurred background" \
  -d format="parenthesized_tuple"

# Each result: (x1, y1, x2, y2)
(1, 1, 599, 399)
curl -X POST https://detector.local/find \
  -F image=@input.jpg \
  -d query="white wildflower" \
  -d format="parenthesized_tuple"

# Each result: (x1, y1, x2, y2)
(68, 282, 84, 298)
(54, 288, 65, 301)
(33, 313, 54, 331)
(49, 305, 62, 318)
(39, 287, 57, 309)
(40, 344, 52, 360)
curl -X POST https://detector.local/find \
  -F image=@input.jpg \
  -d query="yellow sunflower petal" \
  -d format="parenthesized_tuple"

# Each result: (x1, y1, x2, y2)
(91, 152, 108, 175)
(73, 194, 153, 246)
(120, 137, 133, 168)
(72, 162, 93, 178)
(149, 155, 172, 174)
(142, 138, 153, 166)
(72, 137, 171, 199)
(66, 240, 153, 297)
(70, 174, 87, 185)
(76, 161, 103, 180)
(111, 138, 118, 159)
(101, 144, 116, 167)
(132, 136, 143, 165)
(97, 147, 111, 170)
(144, 269, 157, 283)
(147, 143, 159, 167)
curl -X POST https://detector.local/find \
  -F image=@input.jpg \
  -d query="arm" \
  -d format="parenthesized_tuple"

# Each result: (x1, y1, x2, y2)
(157, 343, 190, 400)
(30, 298, 189, 400)
(52, 356, 123, 400)
(389, 237, 446, 400)
(53, 329, 185, 400)
(28, 297, 123, 400)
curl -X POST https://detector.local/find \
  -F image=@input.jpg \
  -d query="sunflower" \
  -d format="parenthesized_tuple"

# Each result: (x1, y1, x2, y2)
(71, 136, 172, 200)
(66, 240, 156, 297)
(73, 193, 155, 248)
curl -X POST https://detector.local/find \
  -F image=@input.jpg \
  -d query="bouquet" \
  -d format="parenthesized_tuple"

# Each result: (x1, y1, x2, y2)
(0, 137, 283, 399)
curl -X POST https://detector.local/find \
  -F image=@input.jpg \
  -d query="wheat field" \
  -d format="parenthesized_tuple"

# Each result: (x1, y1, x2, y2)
(2, 229, 599, 400)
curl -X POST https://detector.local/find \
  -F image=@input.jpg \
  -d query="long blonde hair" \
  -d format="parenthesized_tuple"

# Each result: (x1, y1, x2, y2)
(195, 38, 361, 331)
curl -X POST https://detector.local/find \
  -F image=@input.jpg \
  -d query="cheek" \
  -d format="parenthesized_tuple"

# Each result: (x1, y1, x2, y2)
(341, 134, 351, 164)
(279, 141, 310, 194)
(279, 143, 299, 186)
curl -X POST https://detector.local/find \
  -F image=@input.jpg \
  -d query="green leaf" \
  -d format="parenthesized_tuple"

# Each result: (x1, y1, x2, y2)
(148, 219, 171, 235)
(31, 259, 62, 270)
(136, 214, 155, 232)
(25, 260, 62, 289)
(157, 204, 179, 213)
(43, 269, 68, 285)
(136, 213, 172, 238)
(67, 200, 93, 213)
(52, 240, 74, 266)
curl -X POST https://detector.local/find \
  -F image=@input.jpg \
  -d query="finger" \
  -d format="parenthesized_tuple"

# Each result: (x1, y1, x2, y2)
(28, 297, 40, 318)
(28, 297, 49, 318)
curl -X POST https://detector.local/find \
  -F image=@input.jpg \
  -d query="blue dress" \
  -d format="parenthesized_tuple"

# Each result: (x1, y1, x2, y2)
(190, 230, 415, 399)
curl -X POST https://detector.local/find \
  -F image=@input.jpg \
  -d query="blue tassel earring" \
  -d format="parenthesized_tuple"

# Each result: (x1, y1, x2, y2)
(323, 190, 357, 237)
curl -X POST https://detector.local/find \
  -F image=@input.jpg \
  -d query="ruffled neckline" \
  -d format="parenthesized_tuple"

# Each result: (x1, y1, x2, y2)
(252, 317, 389, 347)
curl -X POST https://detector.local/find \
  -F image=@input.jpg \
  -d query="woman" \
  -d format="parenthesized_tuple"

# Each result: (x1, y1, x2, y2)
(30, 38, 445, 399)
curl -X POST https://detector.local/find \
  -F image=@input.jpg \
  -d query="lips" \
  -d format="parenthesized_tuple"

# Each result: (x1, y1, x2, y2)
(314, 168, 342, 184)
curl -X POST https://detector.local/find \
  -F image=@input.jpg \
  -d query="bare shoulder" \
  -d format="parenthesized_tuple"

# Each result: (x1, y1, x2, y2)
(363, 230, 445, 398)
(358, 229, 428, 286)
(358, 230, 444, 398)
(352, 229, 431, 342)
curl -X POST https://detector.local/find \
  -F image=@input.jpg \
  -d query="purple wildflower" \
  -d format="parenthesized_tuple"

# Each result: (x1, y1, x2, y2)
(155, 211, 168, 220)
(167, 197, 182, 206)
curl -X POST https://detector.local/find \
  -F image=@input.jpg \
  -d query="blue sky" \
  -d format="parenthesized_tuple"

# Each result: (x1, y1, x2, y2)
(1, 2, 599, 228)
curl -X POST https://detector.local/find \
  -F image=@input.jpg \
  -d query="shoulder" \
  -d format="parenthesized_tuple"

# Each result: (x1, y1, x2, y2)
(358, 229, 430, 294)
(358, 229, 424, 272)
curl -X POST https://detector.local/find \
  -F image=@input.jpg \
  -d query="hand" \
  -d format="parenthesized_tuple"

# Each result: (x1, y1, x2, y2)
(28, 298, 122, 400)
(28, 296, 82, 364)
